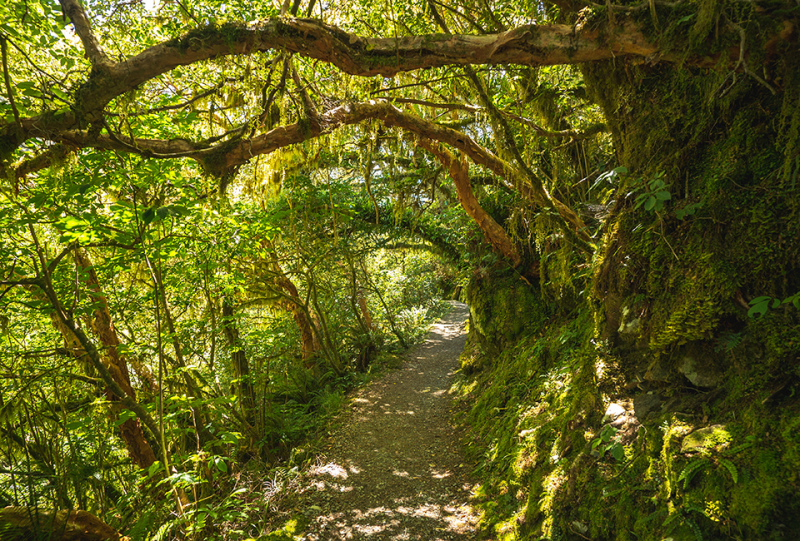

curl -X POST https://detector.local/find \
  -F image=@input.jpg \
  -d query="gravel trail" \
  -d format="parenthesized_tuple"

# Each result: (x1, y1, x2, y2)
(298, 301, 484, 540)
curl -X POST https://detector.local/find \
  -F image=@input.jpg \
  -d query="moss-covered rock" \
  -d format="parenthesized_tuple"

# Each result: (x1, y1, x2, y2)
(465, 271, 550, 359)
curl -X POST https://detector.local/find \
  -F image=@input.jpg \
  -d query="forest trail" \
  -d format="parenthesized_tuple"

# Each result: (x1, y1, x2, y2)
(297, 301, 485, 540)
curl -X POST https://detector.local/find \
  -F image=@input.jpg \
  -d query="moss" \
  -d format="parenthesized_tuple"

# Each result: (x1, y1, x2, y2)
(167, 22, 250, 54)
(680, 424, 732, 454)
(465, 272, 550, 357)
(459, 10, 800, 538)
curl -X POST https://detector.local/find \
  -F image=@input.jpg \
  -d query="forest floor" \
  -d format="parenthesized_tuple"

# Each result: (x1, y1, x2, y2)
(295, 301, 486, 540)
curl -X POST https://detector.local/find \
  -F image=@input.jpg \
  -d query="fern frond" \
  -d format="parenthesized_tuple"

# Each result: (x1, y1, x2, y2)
(678, 458, 709, 489)
(718, 458, 738, 484)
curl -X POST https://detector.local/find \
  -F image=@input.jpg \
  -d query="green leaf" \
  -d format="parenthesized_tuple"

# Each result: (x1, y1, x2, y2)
(656, 191, 671, 201)
(747, 296, 775, 318)
(218, 431, 240, 445)
(143, 207, 156, 224)
(0, 23, 20, 38)
(63, 216, 85, 229)
(113, 409, 137, 427)
(51, 87, 71, 101)
(610, 443, 625, 461)
(21, 87, 43, 98)
(645, 196, 656, 211)
(747, 302, 770, 318)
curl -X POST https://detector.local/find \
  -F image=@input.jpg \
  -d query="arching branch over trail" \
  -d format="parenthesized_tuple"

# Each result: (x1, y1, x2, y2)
(40, 100, 591, 251)
(418, 138, 522, 267)
(2, 12, 793, 157)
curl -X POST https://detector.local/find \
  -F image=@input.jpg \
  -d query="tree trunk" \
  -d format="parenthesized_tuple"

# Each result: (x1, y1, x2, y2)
(221, 297, 256, 427)
(0, 507, 125, 541)
(274, 268, 318, 365)
(39, 249, 158, 469)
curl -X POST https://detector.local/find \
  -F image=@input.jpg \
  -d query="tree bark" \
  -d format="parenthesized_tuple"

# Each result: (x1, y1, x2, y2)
(37, 279, 162, 467)
(71, 249, 158, 469)
(0, 506, 126, 541)
(419, 139, 522, 266)
(4, 13, 791, 156)
(275, 271, 318, 365)
(24, 249, 158, 469)
(49, 100, 591, 250)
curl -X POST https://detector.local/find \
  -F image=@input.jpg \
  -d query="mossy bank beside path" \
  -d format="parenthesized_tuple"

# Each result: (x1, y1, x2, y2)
(296, 301, 484, 540)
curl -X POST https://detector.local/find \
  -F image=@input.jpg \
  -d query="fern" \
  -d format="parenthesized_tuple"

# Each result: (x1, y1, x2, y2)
(663, 511, 683, 533)
(717, 458, 738, 484)
(150, 521, 176, 541)
(686, 517, 704, 541)
(678, 458, 710, 489)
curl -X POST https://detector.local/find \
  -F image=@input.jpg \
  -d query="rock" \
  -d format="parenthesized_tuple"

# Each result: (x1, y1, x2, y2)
(678, 355, 722, 388)
(681, 424, 732, 454)
(618, 305, 641, 335)
(633, 392, 661, 419)
(644, 359, 671, 383)
(602, 403, 626, 423)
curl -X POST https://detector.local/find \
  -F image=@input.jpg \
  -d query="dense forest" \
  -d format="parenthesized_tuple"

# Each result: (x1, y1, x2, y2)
(0, 0, 798, 539)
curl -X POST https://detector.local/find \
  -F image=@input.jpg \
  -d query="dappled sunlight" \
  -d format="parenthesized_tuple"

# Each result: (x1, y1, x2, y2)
(299, 303, 479, 539)
(303, 455, 477, 540)
(312, 462, 349, 479)
(383, 409, 417, 415)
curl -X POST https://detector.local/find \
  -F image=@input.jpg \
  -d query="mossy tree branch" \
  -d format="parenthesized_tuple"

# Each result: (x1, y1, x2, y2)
(3, 13, 790, 156)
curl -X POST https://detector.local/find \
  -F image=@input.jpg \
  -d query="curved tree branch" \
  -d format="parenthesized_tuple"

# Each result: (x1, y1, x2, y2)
(418, 138, 521, 266)
(43, 100, 592, 249)
(3, 13, 780, 156)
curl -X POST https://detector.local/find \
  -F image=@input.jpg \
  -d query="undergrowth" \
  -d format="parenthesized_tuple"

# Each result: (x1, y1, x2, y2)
(122, 300, 451, 540)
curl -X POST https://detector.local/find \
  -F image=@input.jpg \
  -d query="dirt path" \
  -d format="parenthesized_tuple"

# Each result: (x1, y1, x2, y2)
(298, 301, 484, 540)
